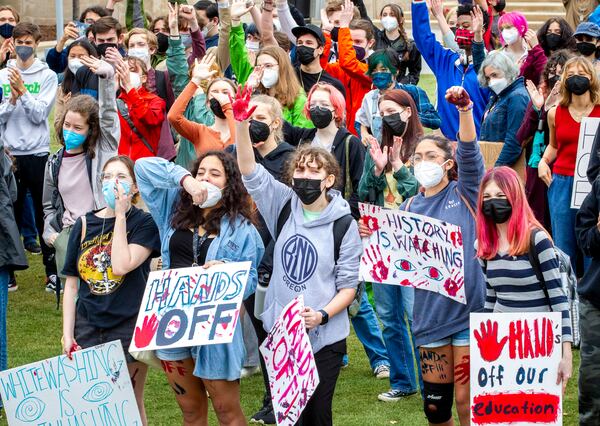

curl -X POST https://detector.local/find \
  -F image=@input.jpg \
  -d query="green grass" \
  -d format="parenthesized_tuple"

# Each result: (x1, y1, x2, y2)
(2, 75, 582, 425)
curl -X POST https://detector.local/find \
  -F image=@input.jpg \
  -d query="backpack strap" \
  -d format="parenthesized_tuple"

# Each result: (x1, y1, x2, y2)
(527, 228, 553, 311)
(116, 99, 156, 155)
(80, 215, 87, 245)
(455, 187, 477, 219)
(344, 134, 353, 200)
(274, 199, 292, 240)
(333, 214, 354, 263)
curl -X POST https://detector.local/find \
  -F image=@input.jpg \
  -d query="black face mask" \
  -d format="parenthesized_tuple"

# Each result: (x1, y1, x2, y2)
(576, 41, 597, 57)
(566, 75, 591, 95)
(292, 178, 325, 204)
(297, 45, 317, 66)
(309, 106, 333, 129)
(545, 33, 562, 50)
(209, 98, 226, 119)
(482, 198, 512, 224)
(493, 0, 506, 12)
(156, 32, 169, 54)
(95, 42, 118, 57)
(249, 119, 271, 145)
(382, 112, 407, 136)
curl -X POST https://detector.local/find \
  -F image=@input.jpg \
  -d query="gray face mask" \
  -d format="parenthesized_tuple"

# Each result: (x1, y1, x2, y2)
(15, 45, 34, 61)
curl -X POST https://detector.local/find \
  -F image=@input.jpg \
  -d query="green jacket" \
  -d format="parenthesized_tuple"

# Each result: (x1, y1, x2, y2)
(357, 148, 419, 206)
(229, 25, 313, 128)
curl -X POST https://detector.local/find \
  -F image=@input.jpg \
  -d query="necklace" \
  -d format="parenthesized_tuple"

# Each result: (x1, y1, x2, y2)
(192, 227, 209, 267)
(300, 69, 323, 92)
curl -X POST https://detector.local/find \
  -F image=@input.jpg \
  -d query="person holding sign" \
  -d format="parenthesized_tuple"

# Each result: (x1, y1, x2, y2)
(236, 91, 362, 425)
(62, 156, 162, 425)
(475, 166, 573, 392)
(134, 151, 264, 425)
(538, 56, 600, 276)
(360, 86, 486, 425)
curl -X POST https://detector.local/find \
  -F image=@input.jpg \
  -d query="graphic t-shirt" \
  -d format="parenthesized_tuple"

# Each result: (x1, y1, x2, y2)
(62, 207, 161, 328)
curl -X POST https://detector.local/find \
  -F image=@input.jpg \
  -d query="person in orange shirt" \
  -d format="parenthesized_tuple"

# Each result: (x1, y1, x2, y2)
(320, 0, 374, 136)
(115, 56, 166, 162)
(168, 51, 237, 156)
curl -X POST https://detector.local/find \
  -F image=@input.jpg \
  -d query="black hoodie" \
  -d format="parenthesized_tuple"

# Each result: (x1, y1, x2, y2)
(576, 175, 600, 308)
(587, 126, 600, 183)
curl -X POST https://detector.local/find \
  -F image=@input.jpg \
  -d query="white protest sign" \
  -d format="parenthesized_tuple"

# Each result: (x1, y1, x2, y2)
(260, 296, 319, 426)
(571, 117, 600, 208)
(0, 341, 141, 425)
(359, 202, 466, 304)
(129, 262, 250, 352)
(470, 313, 563, 425)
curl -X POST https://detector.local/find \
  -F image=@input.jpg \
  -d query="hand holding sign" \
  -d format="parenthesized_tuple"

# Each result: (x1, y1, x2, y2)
(474, 319, 508, 362)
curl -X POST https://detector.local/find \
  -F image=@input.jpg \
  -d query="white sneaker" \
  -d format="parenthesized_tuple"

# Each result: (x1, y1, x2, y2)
(374, 364, 390, 379)
(240, 366, 261, 379)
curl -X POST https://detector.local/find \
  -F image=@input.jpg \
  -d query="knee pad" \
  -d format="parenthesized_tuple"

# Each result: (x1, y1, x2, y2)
(423, 381, 454, 424)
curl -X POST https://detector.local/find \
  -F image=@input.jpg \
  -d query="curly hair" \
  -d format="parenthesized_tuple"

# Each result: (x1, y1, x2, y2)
(55, 95, 101, 160)
(170, 151, 257, 234)
(537, 17, 576, 56)
(282, 145, 341, 189)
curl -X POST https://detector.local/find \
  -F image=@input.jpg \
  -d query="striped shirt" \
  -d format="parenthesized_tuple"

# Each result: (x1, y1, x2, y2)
(478, 231, 572, 343)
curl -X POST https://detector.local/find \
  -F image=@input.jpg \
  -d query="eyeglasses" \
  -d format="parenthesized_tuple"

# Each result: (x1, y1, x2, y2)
(410, 153, 444, 165)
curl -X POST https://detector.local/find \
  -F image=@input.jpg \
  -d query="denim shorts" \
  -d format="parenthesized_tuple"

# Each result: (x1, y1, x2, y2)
(420, 328, 470, 348)
(75, 310, 137, 363)
(156, 347, 197, 362)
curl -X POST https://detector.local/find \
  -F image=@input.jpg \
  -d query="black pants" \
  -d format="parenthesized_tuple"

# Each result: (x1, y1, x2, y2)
(13, 154, 56, 276)
(297, 339, 346, 426)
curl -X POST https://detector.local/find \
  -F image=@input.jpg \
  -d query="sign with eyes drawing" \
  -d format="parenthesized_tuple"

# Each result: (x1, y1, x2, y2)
(359, 203, 467, 304)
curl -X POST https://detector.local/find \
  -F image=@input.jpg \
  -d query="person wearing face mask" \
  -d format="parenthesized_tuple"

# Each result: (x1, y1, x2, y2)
(475, 166, 573, 397)
(115, 56, 166, 162)
(539, 56, 600, 276)
(484, 0, 505, 50)
(42, 58, 119, 291)
(168, 52, 237, 156)
(194, 0, 221, 49)
(357, 48, 440, 142)
(62, 156, 161, 426)
(135, 150, 264, 425)
(150, 16, 170, 68)
(537, 18, 576, 58)
(477, 51, 529, 167)
(0, 22, 59, 291)
(573, 22, 600, 75)
(0, 6, 19, 68)
(360, 86, 486, 425)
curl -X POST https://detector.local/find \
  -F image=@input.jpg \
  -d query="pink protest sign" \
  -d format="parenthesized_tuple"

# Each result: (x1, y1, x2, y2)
(359, 203, 467, 304)
(259, 296, 319, 426)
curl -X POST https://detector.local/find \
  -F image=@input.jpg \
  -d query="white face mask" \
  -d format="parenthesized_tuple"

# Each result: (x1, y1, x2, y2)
(128, 47, 150, 64)
(488, 77, 509, 94)
(129, 72, 142, 89)
(381, 16, 398, 32)
(414, 160, 449, 189)
(502, 27, 520, 45)
(273, 19, 281, 32)
(261, 68, 279, 88)
(246, 40, 260, 52)
(68, 58, 83, 75)
(197, 181, 223, 208)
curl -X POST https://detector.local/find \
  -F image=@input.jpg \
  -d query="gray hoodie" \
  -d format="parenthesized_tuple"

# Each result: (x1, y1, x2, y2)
(0, 58, 58, 155)
(243, 164, 362, 353)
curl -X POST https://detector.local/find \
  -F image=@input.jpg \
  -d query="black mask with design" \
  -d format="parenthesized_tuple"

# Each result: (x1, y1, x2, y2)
(297, 45, 317, 65)
(576, 41, 597, 57)
(249, 119, 271, 145)
(482, 198, 512, 224)
(382, 112, 407, 136)
(309, 106, 334, 129)
(95, 42, 118, 57)
(209, 98, 226, 119)
(292, 178, 325, 204)
(156, 32, 169, 54)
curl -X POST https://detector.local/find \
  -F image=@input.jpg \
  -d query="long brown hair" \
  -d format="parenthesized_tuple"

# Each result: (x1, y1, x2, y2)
(379, 89, 424, 164)
(256, 45, 303, 109)
(55, 95, 101, 159)
(170, 151, 257, 234)
(559, 56, 600, 107)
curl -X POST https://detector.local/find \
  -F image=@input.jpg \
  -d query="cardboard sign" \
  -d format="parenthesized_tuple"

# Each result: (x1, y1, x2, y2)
(359, 203, 467, 304)
(571, 117, 600, 208)
(478, 141, 527, 180)
(0, 341, 141, 425)
(260, 296, 319, 426)
(470, 313, 563, 425)
(129, 262, 250, 352)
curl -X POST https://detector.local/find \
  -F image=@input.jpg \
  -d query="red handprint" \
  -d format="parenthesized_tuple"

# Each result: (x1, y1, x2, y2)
(474, 319, 508, 362)
(134, 314, 159, 348)
(443, 275, 464, 297)
(454, 355, 470, 385)
(360, 204, 381, 231)
(362, 245, 391, 282)
(229, 84, 257, 122)
(450, 230, 463, 248)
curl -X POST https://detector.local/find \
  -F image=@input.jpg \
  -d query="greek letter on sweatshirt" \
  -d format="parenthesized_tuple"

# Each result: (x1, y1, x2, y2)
(0, 59, 58, 156)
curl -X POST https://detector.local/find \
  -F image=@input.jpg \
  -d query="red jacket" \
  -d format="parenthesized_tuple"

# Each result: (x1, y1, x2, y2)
(117, 87, 166, 162)
(321, 27, 372, 136)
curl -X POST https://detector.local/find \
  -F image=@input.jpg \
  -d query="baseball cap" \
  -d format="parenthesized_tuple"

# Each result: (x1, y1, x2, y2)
(292, 24, 325, 45)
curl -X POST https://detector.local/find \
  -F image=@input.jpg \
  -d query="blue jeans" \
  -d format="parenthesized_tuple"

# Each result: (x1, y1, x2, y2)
(0, 268, 8, 409)
(372, 283, 421, 393)
(20, 191, 37, 246)
(350, 293, 390, 370)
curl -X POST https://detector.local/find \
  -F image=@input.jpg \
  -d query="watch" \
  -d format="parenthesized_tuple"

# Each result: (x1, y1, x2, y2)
(318, 309, 329, 325)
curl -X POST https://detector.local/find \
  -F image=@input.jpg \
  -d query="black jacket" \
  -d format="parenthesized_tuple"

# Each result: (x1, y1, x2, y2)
(576, 176, 600, 308)
(587, 125, 600, 183)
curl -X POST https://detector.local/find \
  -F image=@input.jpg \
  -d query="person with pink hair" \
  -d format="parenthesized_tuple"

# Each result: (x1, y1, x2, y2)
(475, 166, 573, 394)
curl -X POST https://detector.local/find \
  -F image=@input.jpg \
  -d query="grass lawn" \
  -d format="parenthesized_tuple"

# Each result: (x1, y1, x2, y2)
(1, 75, 582, 425)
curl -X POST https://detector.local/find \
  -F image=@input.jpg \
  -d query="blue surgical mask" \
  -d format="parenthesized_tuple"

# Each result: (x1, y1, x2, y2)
(0, 23, 14, 39)
(372, 71, 393, 90)
(63, 129, 87, 151)
(15, 45, 34, 61)
(102, 180, 132, 210)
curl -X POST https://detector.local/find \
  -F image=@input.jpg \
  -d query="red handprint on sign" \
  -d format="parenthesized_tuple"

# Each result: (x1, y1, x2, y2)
(474, 319, 508, 362)
(360, 204, 381, 232)
(134, 314, 159, 348)
(362, 245, 391, 282)
(229, 85, 257, 122)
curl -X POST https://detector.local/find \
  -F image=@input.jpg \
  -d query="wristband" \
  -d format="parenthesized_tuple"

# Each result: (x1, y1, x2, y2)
(456, 101, 474, 113)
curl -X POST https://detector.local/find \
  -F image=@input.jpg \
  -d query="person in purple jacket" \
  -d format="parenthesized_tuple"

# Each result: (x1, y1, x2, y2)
(360, 86, 486, 425)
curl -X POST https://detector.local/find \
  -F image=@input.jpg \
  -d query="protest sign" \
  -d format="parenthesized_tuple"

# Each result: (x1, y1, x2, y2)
(571, 117, 600, 208)
(359, 202, 466, 304)
(0, 341, 141, 425)
(260, 296, 319, 426)
(129, 262, 251, 352)
(470, 313, 563, 425)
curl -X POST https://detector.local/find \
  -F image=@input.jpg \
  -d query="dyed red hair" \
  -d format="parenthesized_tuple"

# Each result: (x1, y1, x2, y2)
(476, 167, 549, 259)
(304, 83, 346, 127)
